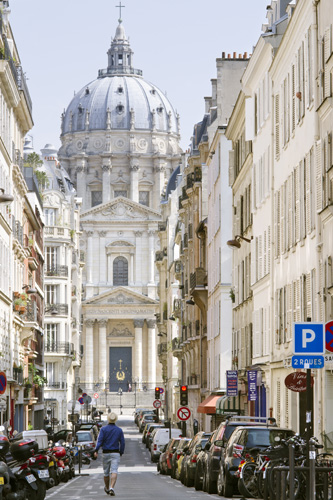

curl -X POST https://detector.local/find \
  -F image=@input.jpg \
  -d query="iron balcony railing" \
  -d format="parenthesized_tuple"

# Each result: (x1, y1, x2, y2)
(45, 265, 68, 277)
(11, 215, 23, 246)
(190, 268, 207, 289)
(1, 34, 17, 82)
(98, 67, 143, 77)
(45, 381, 68, 389)
(16, 65, 32, 116)
(45, 303, 69, 315)
(45, 342, 74, 355)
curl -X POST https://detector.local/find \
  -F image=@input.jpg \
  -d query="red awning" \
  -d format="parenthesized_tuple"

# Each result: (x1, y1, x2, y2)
(197, 395, 222, 414)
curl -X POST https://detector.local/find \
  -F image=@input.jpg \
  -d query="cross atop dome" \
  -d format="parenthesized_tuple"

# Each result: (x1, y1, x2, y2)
(115, 1, 125, 23)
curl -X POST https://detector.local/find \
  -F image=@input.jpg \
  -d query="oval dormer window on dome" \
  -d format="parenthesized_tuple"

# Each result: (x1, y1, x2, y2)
(85, 87, 90, 95)
(116, 104, 124, 114)
(150, 89, 156, 95)
(117, 86, 124, 94)
(156, 106, 163, 115)
(78, 104, 83, 114)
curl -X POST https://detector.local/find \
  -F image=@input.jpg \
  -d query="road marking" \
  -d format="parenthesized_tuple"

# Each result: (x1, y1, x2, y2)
(46, 476, 80, 497)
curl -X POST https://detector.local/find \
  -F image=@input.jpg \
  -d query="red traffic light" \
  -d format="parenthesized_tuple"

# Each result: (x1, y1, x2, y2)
(181, 385, 187, 391)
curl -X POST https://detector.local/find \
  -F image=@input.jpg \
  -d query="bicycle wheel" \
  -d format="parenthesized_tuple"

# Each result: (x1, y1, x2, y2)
(238, 462, 258, 498)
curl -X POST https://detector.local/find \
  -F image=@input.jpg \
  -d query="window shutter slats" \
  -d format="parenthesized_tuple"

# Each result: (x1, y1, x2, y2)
(275, 94, 280, 159)
(229, 150, 235, 186)
(316, 140, 322, 212)
(305, 152, 311, 235)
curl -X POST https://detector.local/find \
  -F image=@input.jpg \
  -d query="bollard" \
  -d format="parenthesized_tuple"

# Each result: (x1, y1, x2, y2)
(281, 470, 287, 500)
(78, 445, 82, 475)
(308, 439, 316, 500)
(289, 443, 295, 500)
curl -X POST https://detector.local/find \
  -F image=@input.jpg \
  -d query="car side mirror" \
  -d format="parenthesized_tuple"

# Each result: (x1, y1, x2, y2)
(204, 442, 210, 451)
(195, 444, 202, 452)
(214, 440, 223, 448)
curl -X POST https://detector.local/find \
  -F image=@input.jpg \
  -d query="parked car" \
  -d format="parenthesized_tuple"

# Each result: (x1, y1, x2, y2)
(195, 433, 213, 491)
(52, 429, 73, 445)
(75, 430, 96, 449)
(182, 431, 211, 487)
(138, 410, 156, 429)
(150, 428, 182, 463)
(77, 422, 99, 441)
(202, 415, 277, 494)
(146, 424, 164, 449)
(171, 438, 190, 479)
(142, 423, 163, 446)
(163, 438, 180, 475)
(134, 408, 150, 425)
(139, 414, 156, 433)
(217, 425, 295, 497)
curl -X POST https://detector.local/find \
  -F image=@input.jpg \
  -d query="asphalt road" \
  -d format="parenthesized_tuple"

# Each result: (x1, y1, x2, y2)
(45, 416, 242, 499)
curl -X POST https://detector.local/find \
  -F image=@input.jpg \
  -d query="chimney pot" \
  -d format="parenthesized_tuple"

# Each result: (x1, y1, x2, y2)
(233, 51, 236, 58)
(228, 54, 231, 59)
(222, 51, 225, 58)
(244, 52, 248, 58)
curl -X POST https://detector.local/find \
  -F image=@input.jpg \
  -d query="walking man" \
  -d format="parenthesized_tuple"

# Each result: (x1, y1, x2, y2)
(94, 412, 125, 496)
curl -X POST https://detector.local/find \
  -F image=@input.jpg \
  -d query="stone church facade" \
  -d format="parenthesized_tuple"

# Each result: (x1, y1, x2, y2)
(58, 18, 181, 392)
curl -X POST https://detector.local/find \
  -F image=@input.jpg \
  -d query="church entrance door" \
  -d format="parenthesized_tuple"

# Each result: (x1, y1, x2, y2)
(109, 347, 132, 392)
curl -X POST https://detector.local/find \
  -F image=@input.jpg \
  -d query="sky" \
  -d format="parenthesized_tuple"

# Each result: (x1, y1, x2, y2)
(10, 0, 268, 154)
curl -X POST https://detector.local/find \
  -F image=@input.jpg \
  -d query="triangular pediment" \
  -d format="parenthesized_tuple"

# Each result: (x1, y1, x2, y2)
(84, 286, 159, 306)
(81, 196, 161, 221)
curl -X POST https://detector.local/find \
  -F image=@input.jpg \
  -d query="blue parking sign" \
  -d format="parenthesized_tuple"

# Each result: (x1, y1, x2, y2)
(294, 323, 324, 355)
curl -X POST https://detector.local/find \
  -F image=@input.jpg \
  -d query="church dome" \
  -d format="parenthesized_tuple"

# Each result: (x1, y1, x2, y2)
(61, 21, 179, 136)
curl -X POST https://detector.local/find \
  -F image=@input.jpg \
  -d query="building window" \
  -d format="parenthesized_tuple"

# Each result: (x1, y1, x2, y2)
(45, 362, 56, 384)
(113, 256, 128, 286)
(45, 324, 58, 347)
(46, 247, 57, 271)
(114, 190, 127, 198)
(139, 191, 149, 206)
(44, 208, 55, 226)
(91, 191, 102, 207)
(45, 285, 57, 305)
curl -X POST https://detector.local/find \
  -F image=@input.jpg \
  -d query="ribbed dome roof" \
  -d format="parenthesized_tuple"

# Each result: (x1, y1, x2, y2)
(61, 21, 179, 137)
(61, 76, 179, 135)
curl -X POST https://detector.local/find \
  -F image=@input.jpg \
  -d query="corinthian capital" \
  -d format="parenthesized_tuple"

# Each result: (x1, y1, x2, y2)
(134, 319, 144, 329)
(85, 319, 95, 328)
(146, 319, 156, 329)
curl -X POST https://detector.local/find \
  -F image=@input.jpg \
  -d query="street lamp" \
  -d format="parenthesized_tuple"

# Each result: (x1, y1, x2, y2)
(117, 388, 123, 415)
(227, 235, 252, 249)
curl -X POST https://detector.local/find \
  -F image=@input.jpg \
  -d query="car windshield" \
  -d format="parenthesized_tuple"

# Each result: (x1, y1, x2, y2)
(246, 429, 294, 447)
(77, 432, 92, 442)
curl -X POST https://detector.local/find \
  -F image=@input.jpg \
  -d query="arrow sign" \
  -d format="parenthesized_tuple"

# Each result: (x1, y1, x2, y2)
(153, 400, 161, 408)
(177, 406, 191, 421)
(0, 372, 7, 395)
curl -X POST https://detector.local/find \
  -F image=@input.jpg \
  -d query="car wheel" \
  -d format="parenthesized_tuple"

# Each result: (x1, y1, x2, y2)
(206, 472, 217, 494)
(157, 461, 160, 472)
(217, 470, 224, 496)
(221, 466, 234, 498)
(194, 469, 202, 491)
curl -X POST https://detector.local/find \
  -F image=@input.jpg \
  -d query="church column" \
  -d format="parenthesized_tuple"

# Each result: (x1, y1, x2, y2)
(86, 231, 94, 298)
(85, 319, 94, 385)
(148, 230, 155, 284)
(98, 319, 108, 382)
(130, 163, 139, 203)
(134, 231, 142, 284)
(102, 162, 112, 203)
(147, 319, 156, 385)
(76, 155, 87, 208)
(134, 319, 144, 388)
(99, 231, 107, 284)
(153, 162, 165, 210)
(130, 250, 134, 285)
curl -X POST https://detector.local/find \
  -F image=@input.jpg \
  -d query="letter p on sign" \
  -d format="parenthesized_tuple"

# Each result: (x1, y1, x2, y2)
(294, 323, 324, 355)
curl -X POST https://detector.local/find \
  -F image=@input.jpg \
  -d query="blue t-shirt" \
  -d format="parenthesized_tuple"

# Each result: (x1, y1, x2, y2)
(95, 424, 125, 455)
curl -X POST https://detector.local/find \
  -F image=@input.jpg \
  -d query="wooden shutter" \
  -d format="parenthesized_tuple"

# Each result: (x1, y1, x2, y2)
(251, 239, 256, 286)
(305, 152, 311, 234)
(300, 160, 306, 239)
(228, 150, 235, 186)
(306, 272, 312, 320)
(267, 226, 271, 274)
(296, 278, 301, 322)
(324, 27, 332, 98)
(318, 261, 324, 322)
(253, 309, 260, 358)
(252, 164, 257, 210)
(275, 289, 281, 345)
(286, 283, 292, 341)
(275, 190, 281, 257)
(280, 184, 285, 253)
(292, 64, 296, 132)
(316, 140, 322, 212)
(258, 235, 263, 280)
(288, 175, 293, 249)
(275, 94, 280, 159)
(263, 230, 267, 276)
(295, 164, 301, 241)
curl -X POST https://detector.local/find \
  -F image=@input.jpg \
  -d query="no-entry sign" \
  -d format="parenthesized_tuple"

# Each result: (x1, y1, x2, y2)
(177, 406, 191, 421)
(153, 400, 161, 409)
(0, 372, 7, 395)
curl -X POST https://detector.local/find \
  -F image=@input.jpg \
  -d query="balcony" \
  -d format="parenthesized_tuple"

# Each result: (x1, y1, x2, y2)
(45, 381, 68, 390)
(190, 268, 208, 311)
(186, 173, 193, 190)
(22, 301, 38, 323)
(12, 216, 23, 246)
(45, 303, 69, 315)
(174, 260, 182, 275)
(45, 265, 68, 277)
(45, 342, 74, 355)
(173, 298, 181, 318)
(17, 65, 33, 116)
(194, 167, 202, 183)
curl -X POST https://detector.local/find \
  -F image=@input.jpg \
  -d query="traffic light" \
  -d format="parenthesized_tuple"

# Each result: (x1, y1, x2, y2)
(155, 387, 161, 400)
(180, 385, 188, 406)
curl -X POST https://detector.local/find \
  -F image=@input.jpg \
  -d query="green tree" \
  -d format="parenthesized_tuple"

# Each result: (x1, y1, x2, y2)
(24, 153, 49, 190)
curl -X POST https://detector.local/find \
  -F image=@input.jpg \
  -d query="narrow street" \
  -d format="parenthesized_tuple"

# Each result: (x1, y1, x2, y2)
(45, 417, 242, 499)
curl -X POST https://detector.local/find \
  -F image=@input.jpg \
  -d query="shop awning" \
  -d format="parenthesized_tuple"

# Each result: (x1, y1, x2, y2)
(216, 396, 241, 416)
(197, 395, 223, 414)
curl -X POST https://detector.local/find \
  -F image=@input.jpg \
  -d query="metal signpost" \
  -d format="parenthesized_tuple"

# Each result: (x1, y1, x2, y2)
(292, 322, 325, 500)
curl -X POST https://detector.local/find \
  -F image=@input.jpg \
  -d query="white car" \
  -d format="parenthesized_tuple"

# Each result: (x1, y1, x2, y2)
(150, 428, 182, 462)
(75, 430, 96, 449)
